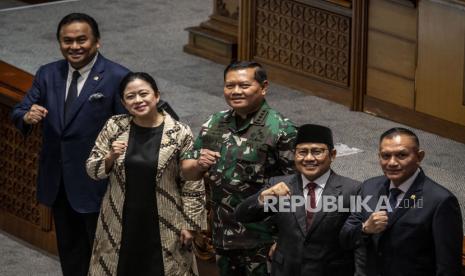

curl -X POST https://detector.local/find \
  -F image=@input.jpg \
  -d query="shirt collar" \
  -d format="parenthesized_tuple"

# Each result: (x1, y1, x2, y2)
(227, 100, 268, 131)
(67, 52, 98, 76)
(301, 169, 331, 190)
(389, 168, 420, 194)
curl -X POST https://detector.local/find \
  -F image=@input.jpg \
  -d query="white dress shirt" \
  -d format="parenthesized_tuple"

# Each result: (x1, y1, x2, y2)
(302, 169, 331, 207)
(65, 53, 98, 100)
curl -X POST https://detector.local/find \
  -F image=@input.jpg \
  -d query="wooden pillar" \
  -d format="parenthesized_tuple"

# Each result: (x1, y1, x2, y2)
(238, 0, 255, 60)
(184, 0, 239, 64)
(351, 0, 369, 111)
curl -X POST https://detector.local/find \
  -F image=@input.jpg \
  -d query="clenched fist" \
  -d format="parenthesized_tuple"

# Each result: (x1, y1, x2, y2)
(259, 182, 291, 204)
(180, 229, 193, 250)
(24, 104, 48, 124)
(109, 141, 127, 160)
(104, 141, 127, 173)
(197, 148, 220, 171)
(362, 211, 388, 234)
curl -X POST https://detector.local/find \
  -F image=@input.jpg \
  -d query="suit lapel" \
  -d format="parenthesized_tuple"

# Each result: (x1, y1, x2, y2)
(290, 175, 307, 237)
(372, 172, 425, 248)
(54, 61, 68, 130)
(306, 171, 342, 238)
(64, 54, 105, 128)
(372, 178, 390, 247)
(387, 171, 425, 227)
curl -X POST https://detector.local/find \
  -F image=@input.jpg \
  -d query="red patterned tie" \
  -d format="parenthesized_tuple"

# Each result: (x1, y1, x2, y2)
(306, 182, 317, 231)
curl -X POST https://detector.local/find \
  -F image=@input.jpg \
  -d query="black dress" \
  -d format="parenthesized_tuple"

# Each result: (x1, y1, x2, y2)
(117, 122, 165, 276)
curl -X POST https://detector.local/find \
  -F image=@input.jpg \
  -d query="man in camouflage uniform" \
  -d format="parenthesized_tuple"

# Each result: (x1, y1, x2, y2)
(181, 61, 297, 275)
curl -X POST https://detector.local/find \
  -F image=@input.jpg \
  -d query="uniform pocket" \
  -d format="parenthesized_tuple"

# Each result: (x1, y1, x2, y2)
(236, 158, 265, 184)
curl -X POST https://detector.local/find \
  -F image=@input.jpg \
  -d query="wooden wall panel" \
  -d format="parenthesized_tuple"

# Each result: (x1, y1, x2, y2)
(369, 0, 417, 41)
(364, 95, 465, 144)
(416, 0, 465, 126)
(0, 106, 42, 226)
(0, 61, 57, 255)
(365, 0, 416, 109)
(367, 31, 416, 79)
(366, 68, 414, 108)
(253, 0, 352, 87)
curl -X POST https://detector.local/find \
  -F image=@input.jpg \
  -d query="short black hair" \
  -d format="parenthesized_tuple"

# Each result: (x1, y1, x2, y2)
(224, 61, 268, 87)
(380, 127, 420, 148)
(119, 72, 159, 100)
(56, 13, 100, 41)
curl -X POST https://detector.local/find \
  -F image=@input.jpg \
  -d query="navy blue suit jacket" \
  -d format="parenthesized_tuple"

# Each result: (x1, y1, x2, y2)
(340, 170, 463, 276)
(11, 54, 129, 213)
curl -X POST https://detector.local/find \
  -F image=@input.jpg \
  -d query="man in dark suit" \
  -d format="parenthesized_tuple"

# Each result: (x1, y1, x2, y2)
(10, 13, 129, 276)
(340, 127, 463, 276)
(236, 124, 362, 276)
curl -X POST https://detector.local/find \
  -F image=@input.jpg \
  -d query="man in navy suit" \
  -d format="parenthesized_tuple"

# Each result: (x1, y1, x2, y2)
(340, 128, 463, 276)
(236, 124, 364, 276)
(11, 13, 129, 276)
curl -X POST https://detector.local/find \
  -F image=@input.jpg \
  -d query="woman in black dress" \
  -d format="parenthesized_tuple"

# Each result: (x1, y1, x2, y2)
(86, 72, 206, 276)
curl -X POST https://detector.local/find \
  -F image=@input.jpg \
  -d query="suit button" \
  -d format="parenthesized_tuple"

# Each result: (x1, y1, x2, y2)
(378, 252, 382, 257)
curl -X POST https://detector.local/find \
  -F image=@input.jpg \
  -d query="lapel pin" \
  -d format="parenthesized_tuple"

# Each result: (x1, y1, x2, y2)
(93, 75, 100, 81)
(410, 194, 416, 200)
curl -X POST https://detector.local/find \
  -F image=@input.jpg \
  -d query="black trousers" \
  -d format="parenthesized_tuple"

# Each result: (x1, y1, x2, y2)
(52, 184, 99, 276)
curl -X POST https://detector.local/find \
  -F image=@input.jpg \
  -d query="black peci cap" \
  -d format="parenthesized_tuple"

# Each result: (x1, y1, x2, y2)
(296, 124, 334, 149)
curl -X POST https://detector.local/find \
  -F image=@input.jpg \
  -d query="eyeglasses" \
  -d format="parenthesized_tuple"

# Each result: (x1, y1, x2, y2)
(295, 148, 328, 159)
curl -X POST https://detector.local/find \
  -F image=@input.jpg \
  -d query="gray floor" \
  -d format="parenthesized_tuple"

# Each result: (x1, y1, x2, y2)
(0, 0, 73, 10)
(1, 0, 465, 274)
(0, 0, 24, 9)
(0, 230, 60, 276)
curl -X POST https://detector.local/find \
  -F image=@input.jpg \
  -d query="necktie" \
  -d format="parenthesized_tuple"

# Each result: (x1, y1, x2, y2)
(65, 70, 80, 122)
(388, 188, 402, 212)
(306, 182, 317, 231)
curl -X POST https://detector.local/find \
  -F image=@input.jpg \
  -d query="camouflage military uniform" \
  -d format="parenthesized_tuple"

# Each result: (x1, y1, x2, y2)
(215, 246, 271, 276)
(182, 101, 296, 275)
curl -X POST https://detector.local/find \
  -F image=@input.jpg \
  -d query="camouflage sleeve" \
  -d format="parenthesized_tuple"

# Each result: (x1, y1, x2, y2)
(277, 119, 297, 175)
(180, 114, 214, 160)
(178, 124, 208, 231)
(180, 135, 202, 160)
